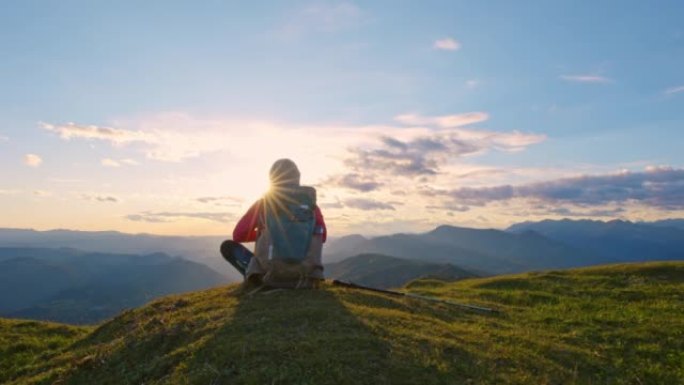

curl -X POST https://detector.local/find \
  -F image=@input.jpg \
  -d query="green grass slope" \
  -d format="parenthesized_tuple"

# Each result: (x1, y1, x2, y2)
(3, 261, 683, 385)
(0, 319, 91, 383)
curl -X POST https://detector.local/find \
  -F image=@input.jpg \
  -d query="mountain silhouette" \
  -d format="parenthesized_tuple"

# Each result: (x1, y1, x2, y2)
(0, 247, 226, 324)
(0, 228, 237, 280)
(325, 225, 601, 274)
(326, 253, 476, 288)
(507, 219, 684, 262)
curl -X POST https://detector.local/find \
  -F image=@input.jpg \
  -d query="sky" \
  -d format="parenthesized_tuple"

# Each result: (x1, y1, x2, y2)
(1, 0, 683, 236)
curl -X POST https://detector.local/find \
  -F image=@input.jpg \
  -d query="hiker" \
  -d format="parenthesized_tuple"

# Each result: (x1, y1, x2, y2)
(220, 159, 327, 289)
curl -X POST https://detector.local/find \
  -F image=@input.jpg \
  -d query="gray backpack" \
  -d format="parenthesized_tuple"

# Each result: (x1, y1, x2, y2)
(252, 186, 323, 288)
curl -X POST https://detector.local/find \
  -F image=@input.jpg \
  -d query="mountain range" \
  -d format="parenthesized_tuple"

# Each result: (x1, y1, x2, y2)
(325, 225, 602, 274)
(6, 219, 682, 280)
(1, 218, 682, 324)
(507, 219, 684, 262)
(0, 247, 226, 324)
(325, 253, 476, 288)
(325, 219, 684, 275)
(0, 228, 238, 280)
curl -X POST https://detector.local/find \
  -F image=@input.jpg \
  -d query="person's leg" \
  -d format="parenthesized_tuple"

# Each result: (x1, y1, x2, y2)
(220, 240, 254, 277)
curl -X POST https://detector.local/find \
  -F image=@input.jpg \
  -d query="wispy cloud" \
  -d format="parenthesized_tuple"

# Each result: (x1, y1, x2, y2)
(441, 166, 684, 210)
(196, 196, 244, 207)
(0, 134, 8, 142)
(101, 158, 139, 167)
(341, 125, 545, 178)
(325, 173, 383, 192)
(24, 154, 43, 167)
(120, 159, 139, 166)
(82, 194, 119, 203)
(664, 85, 684, 95)
(394, 112, 489, 128)
(465, 79, 479, 89)
(433, 37, 460, 51)
(41, 116, 232, 162)
(343, 198, 395, 211)
(101, 158, 121, 167)
(126, 211, 233, 223)
(42, 113, 546, 212)
(425, 203, 470, 212)
(560, 74, 612, 84)
(529, 205, 626, 218)
(41, 122, 151, 144)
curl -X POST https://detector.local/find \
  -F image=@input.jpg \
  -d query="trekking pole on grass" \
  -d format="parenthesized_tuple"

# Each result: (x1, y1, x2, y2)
(331, 279, 499, 314)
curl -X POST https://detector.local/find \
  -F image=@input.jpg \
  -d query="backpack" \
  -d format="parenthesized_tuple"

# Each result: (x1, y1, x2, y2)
(250, 185, 323, 288)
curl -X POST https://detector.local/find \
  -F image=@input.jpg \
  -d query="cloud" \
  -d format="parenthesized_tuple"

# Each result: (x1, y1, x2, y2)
(506, 203, 627, 219)
(326, 173, 383, 192)
(125, 213, 168, 223)
(101, 158, 121, 167)
(0, 134, 8, 142)
(42, 112, 544, 193)
(120, 158, 139, 166)
(445, 166, 684, 209)
(24, 154, 43, 167)
(320, 199, 344, 209)
(664, 85, 684, 95)
(43, 114, 365, 163)
(101, 158, 139, 167)
(41, 117, 230, 162)
(541, 206, 626, 218)
(343, 198, 395, 211)
(425, 204, 470, 212)
(33, 190, 52, 197)
(394, 112, 489, 128)
(196, 196, 244, 206)
(433, 37, 460, 51)
(560, 75, 612, 84)
(82, 194, 119, 203)
(41, 122, 151, 144)
(449, 185, 515, 205)
(453, 168, 507, 180)
(126, 211, 233, 223)
(342, 125, 545, 177)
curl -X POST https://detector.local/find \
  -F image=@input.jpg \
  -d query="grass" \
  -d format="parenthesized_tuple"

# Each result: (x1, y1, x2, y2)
(0, 319, 91, 383)
(2, 261, 683, 384)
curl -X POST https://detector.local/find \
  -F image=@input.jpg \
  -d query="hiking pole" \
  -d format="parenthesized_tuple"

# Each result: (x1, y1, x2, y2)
(331, 280, 499, 314)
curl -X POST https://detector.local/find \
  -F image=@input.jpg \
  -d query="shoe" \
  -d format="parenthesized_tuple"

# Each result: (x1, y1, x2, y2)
(240, 274, 263, 294)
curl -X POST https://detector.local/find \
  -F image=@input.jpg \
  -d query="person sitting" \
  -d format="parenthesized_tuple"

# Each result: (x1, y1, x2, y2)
(220, 158, 327, 289)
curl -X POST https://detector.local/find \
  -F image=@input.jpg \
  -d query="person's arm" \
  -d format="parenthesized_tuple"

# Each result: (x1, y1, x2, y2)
(232, 200, 261, 243)
(314, 206, 327, 243)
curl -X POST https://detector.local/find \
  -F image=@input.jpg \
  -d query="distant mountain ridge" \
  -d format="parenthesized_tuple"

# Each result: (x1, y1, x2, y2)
(325, 253, 476, 289)
(0, 228, 237, 281)
(0, 247, 226, 324)
(507, 219, 684, 262)
(325, 225, 603, 275)
(4, 218, 683, 289)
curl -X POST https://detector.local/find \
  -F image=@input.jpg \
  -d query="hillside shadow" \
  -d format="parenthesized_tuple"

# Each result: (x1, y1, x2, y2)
(48, 285, 481, 385)
(186, 288, 395, 384)
(186, 285, 490, 385)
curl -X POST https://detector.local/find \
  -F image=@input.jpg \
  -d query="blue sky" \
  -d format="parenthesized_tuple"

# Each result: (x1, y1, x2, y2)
(1, 1, 683, 235)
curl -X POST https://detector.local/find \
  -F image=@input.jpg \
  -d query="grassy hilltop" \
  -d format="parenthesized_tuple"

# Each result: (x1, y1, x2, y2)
(2, 262, 683, 385)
